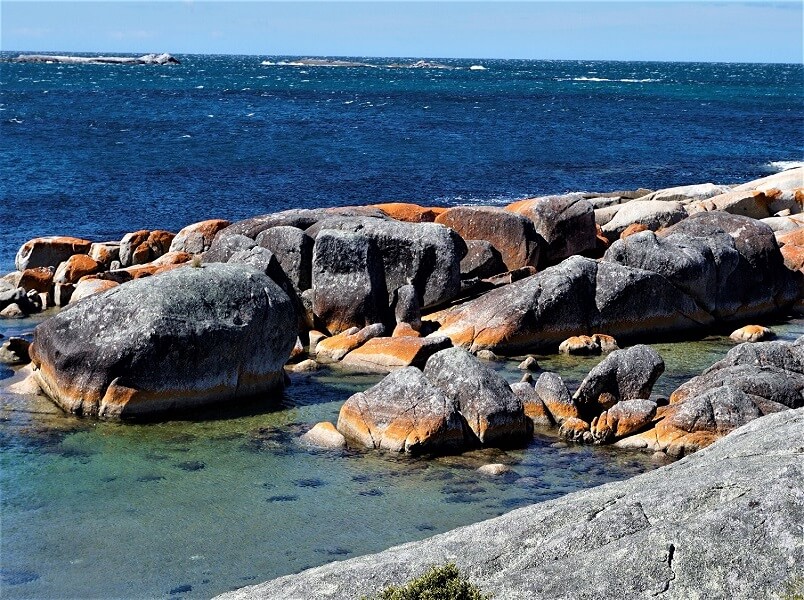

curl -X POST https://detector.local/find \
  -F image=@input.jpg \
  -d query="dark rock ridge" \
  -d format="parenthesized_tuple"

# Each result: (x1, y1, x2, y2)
(29, 263, 296, 418)
(12, 53, 180, 65)
(216, 408, 804, 600)
(436, 212, 800, 353)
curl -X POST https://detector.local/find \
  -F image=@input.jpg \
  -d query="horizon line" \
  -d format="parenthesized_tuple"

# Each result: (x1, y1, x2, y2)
(3, 50, 803, 66)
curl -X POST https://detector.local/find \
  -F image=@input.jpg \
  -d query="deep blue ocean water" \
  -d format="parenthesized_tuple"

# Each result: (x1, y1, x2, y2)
(1, 54, 802, 272)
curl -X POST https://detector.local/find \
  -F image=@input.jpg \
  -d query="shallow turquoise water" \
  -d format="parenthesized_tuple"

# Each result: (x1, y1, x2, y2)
(2, 314, 802, 599)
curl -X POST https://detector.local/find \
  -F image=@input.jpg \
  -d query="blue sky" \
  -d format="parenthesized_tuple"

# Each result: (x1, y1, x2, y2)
(2, 1, 802, 62)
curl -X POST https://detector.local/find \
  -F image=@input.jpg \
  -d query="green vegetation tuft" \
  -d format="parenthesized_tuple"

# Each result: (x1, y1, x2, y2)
(782, 577, 804, 600)
(364, 563, 490, 600)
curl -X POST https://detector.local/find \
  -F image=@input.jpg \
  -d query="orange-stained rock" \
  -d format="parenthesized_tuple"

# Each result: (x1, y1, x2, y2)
(373, 203, 437, 223)
(288, 337, 305, 362)
(533, 371, 579, 424)
(54, 254, 102, 284)
(558, 335, 599, 355)
(776, 227, 804, 248)
(558, 417, 591, 443)
(780, 244, 804, 271)
(392, 322, 422, 338)
(426, 207, 448, 217)
(307, 330, 329, 353)
(170, 219, 231, 254)
(301, 421, 346, 449)
(340, 335, 452, 372)
(19, 267, 54, 294)
(151, 251, 192, 266)
(121, 263, 184, 279)
(592, 333, 619, 353)
(620, 223, 649, 239)
(590, 399, 657, 443)
(510, 381, 554, 428)
(688, 190, 774, 220)
(435, 206, 541, 270)
(729, 325, 774, 343)
(146, 230, 175, 256)
(15, 236, 92, 271)
(70, 278, 120, 303)
(336, 366, 467, 454)
(315, 323, 385, 363)
(89, 242, 120, 267)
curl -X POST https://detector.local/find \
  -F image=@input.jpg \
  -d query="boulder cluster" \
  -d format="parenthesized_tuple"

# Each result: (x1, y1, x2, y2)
(3, 168, 803, 432)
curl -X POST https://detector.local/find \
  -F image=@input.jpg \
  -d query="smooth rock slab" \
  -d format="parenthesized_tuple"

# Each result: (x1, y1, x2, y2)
(15, 236, 92, 272)
(217, 408, 804, 600)
(340, 335, 452, 372)
(30, 264, 297, 418)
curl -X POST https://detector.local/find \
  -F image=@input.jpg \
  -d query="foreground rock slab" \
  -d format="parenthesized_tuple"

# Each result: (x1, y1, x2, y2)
(30, 263, 297, 418)
(217, 408, 804, 600)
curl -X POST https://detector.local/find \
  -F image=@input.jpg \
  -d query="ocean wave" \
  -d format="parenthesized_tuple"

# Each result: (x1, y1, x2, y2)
(769, 160, 804, 172)
(561, 77, 662, 83)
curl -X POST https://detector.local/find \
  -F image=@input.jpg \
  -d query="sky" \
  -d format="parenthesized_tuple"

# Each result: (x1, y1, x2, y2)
(2, 1, 802, 63)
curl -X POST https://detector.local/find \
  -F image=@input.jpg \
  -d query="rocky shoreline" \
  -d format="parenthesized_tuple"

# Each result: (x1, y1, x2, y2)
(216, 407, 804, 600)
(1, 168, 802, 456)
(2, 166, 803, 597)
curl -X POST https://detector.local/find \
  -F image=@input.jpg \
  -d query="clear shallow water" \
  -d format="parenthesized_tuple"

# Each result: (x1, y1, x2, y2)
(2, 314, 803, 599)
(1, 54, 802, 272)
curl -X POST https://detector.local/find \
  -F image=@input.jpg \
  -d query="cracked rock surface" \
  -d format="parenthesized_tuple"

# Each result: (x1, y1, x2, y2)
(217, 408, 804, 600)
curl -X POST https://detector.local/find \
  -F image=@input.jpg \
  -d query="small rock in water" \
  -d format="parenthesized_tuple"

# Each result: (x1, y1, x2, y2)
(729, 325, 774, 343)
(287, 359, 318, 373)
(477, 463, 516, 477)
(518, 356, 541, 371)
(169, 584, 192, 595)
(175, 461, 205, 472)
(0, 337, 31, 365)
(475, 349, 500, 361)
(301, 422, 346, 449)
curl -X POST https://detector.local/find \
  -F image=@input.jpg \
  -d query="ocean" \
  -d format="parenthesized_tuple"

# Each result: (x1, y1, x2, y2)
(1, 54, 803, 599)
(1, 54, 802, 272)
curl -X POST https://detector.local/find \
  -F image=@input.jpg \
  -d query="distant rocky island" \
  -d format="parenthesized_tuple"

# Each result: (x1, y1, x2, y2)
(11, 53, 180, 65)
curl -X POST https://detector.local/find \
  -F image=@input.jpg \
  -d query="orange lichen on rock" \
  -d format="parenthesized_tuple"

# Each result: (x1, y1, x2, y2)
(54, 254, 102, 284)
(620, 223, 649, 239)
(340, 335, 452, 371)
(373, 203, 437, 223)
(19, 267, 54, 293)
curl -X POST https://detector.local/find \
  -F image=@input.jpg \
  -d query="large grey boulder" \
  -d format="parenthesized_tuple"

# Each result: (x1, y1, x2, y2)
(437, 256, 709, 353)
(605, 212, 801, 321)
(637, 182, 731, 203)
(311, 230, 388, 334)
(217, 408, 804, 600)
(336, 367, 466, 454)
(573, 345, 664, 416)
(203, 233, 257, 264)
(423, 347, 530, 446)
(29, 264, 297, 418)
(15, 236, 92, 271)
(459, 240, 507, 279)
(255, 226, 314, 292)
(309, 217, 465, 309)
(506, 194, 597, 266)
(434, 206, 541, 270)
(169, 219, 231, 254)
(216, 207, 389, 241)
(601, 200, 687, 241)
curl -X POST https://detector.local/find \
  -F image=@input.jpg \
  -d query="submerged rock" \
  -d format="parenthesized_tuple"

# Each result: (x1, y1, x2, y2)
(301, 422, 346, 449)
(29, 263, 297, 418)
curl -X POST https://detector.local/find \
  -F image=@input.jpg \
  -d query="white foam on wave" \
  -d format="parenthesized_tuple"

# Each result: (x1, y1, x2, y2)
(563, 77, 661, 83)
(769, 161, 804, 172)
(469, 65, 487, 71)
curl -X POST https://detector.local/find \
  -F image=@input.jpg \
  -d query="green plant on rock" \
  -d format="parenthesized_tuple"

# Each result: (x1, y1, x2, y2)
(364, 562, 490, 600)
